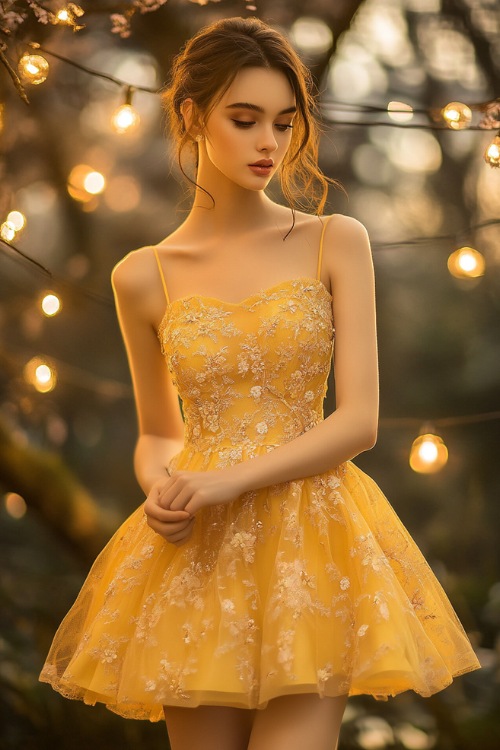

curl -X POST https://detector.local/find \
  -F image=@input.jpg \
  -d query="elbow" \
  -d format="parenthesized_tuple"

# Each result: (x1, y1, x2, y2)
(364, 429, 378, 450)
(360, 422, 378, 451)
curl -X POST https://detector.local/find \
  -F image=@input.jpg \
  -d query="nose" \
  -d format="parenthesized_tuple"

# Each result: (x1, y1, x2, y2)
(257, 123, 278, 154)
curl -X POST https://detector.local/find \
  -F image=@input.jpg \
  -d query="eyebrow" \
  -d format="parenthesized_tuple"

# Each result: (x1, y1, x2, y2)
(225, 102, 297, 115)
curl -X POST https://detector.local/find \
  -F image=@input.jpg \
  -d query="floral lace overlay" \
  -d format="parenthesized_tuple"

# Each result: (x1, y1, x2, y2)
(40, 278, 480, 721)
(158, 278, 334, 454)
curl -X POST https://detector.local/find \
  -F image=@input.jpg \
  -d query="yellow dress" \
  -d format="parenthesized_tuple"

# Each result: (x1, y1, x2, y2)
(39, 219, 480, 721)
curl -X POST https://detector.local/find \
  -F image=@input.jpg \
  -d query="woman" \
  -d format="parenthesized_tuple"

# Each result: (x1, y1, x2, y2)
(40, 16, 480, 750)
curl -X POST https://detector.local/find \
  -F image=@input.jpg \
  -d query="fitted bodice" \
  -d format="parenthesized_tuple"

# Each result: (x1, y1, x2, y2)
(157, 278, 335, 452)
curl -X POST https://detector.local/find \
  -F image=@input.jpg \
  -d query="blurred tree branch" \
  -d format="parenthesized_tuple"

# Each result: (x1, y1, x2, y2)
(0, 415, 118, 565)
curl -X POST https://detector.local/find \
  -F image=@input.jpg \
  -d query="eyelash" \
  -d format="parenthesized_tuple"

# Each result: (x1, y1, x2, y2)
(231, 120, 293, 132)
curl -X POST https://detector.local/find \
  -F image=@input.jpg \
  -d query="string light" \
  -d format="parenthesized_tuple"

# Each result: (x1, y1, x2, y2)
(40, 292, 62, 317)
(7, 42, 497, 167)
(111, 86, 141, 134)
(23, 356, 57, 393)
(409, 431, 449, 474)
(18, 54, 49, 85)
(447, 246, 485, 279)
(484, 134, 500, 167)
(441, 101, 472, 130)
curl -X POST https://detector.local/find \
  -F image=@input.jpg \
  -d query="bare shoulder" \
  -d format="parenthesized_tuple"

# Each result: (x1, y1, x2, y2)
(322, 214, 372, 272)
(111, 245, 157, 300)
(324, 214, 370, 245)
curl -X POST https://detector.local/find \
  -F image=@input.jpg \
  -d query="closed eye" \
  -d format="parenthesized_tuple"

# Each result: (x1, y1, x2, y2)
(231, 120, 293, 131)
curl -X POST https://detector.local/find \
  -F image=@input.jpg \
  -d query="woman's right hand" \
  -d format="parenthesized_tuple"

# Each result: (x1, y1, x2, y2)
(144, 477, 194, 546)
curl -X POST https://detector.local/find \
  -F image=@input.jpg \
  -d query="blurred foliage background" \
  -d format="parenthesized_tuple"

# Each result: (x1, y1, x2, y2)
(1, 0, 499, 748)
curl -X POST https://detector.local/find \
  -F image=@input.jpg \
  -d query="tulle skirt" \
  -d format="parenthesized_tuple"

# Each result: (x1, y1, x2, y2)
(39, 448, 480, 721)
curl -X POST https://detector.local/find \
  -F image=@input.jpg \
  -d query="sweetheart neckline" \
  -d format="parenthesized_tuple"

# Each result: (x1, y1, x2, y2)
(157, 277, 333, 334)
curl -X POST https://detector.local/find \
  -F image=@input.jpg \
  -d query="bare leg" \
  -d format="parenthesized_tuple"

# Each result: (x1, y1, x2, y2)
(164, 705, 256, 750)
(247, 693, 348, 750)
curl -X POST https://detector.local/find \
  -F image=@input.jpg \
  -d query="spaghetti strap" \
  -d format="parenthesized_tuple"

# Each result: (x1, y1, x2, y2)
(316, 215, 333, 281)
(152, 247, 170, 306)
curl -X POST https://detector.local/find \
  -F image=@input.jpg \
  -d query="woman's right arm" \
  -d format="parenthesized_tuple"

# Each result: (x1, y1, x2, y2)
(111, 249, 185, 497)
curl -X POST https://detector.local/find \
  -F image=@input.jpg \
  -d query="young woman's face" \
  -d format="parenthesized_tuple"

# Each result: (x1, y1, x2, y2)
(200, 67, 296, 191)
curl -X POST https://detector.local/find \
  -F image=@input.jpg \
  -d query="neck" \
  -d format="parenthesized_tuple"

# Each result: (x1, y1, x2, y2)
(186, 150, 282, 235)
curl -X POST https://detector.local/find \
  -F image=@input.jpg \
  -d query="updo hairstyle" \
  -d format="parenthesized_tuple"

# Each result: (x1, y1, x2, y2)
(161, 16, 335, 216)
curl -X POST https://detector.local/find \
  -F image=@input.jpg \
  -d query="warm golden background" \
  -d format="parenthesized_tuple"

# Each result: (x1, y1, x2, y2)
(1, 1, 499, 748)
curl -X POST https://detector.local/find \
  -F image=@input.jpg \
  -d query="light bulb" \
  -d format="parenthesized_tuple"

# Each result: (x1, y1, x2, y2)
(18, 54, 49, 85)
(111, 86, 140, 135)
(55, 3, 85, 29)
(484, 135, 500, 167)
(410, 432, 448, 474)
(447, 246, 485, 279)
(111, 104, 141, 134)
(442, 101, 472, 130)
(41, 293, 62, 317)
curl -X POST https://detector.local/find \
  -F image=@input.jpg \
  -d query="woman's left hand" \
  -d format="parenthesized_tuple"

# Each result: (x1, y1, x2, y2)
(159, 468, 245, 516)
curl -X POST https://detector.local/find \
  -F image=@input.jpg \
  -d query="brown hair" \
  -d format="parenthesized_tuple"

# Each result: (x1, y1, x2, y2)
(161, 16, 337, 218)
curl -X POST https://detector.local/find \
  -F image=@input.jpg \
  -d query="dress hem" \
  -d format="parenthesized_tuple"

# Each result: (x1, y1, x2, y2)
(39, 658, 481, 722)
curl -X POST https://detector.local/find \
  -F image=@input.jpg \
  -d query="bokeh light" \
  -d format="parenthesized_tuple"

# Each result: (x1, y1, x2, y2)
(111, 104, 141, 134)
(6, 210, 26, 231)
(83, 170, 106, 195)
(0, 221, 16, 241)
(410, 433, 449, 474)
(56, 4, 84, 28)
(68, 164, 105, 202)
(4, 492, 27, 520)
(447, 246, 485, 279)
(387, 101, 414, 123)
(484, 135, 500, 167)
(290, 17, 333, 55)
(442, 101, 472, 130)
(18, 54, 49, 84)
(41, 292, 62, 317)
(386, 130, 442, 173)
(24, 356, 58, 393)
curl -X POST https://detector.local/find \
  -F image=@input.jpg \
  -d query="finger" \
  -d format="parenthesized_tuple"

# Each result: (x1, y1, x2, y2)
(165, 524, 195, 544)
(145, 503, 190, 523)
(171, 529, 194, 547)
(147, 517, 192, 535)
(157, 471, 185, 508)
(169, 487, 195, 512)
(183, 499, 197, 515)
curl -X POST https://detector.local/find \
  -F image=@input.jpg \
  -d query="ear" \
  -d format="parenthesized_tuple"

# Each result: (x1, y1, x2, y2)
(180, 98, 203, 139)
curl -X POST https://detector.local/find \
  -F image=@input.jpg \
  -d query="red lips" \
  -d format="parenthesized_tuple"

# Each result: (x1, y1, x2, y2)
(249, 159, 274, 167)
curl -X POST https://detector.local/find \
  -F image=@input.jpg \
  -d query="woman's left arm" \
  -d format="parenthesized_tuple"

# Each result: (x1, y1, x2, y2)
(165, 215, 379, 516)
